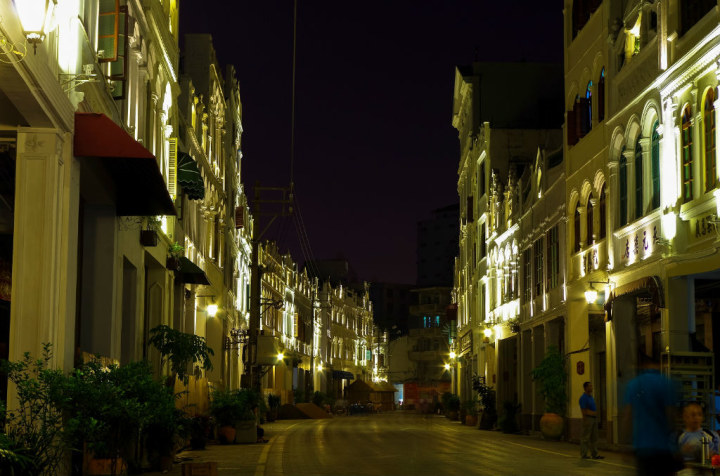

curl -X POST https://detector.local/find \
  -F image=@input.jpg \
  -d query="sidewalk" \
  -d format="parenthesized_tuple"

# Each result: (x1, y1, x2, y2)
(144, 420, 297, 476)
(440, 415, 637, 470)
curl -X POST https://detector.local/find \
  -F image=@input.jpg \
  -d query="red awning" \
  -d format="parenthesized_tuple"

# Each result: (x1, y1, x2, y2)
(74, 113, 176, 216)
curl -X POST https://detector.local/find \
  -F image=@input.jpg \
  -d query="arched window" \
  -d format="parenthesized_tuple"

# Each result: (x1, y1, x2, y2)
(620, 149, 628, 227)
(587, 193, 594, 245)
(635, 140, 644, 219)
(651, 121, 660, 209)
(585, 81, 593, 132)
(599, 187, 607, 239)
(704, 88, 716, 191)
(682, 105, 694, 202)
(598, 68, 605, 122)
(574, 205, 581, 252)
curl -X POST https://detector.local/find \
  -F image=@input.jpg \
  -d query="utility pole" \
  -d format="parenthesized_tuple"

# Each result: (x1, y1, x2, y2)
(247, 183, 292, 392)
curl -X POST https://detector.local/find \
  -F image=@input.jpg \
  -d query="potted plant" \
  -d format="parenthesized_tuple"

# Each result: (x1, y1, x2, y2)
(234, 389, 262, 444)
(530, 345, 567, 440)
(498, 401, 521, 434)
(461, 400, 478, 426)
(442, 393, 460, 420)
(189, 415, 211, 449)
(267, 394, 281, 422)
(472, 375, 497, 430)
(166, 242, 184, 270)
(62, 360, 158, 475)
(148, 324, 214, 385)
(209, 389, 244, 444)
(140, 216, 161, 246)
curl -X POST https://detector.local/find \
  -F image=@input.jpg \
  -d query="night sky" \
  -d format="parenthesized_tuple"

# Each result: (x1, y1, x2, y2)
(180, 1, 563, 285)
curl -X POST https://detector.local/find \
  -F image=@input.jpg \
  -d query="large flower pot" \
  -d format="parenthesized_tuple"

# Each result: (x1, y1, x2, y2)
(539, 412, 564, 440)
(465, 414, 478, 427)
(234, 420, 257, 444)
(217, 425, 236, 444)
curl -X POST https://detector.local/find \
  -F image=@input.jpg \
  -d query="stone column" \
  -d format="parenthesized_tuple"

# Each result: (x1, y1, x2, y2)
(11, 130, 77, 371)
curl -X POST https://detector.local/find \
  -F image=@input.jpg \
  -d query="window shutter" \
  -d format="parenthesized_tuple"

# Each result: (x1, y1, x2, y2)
(167, 138, 177, 196)
(579, 97, 591, 135)
(235, 206, 244, 228)
(98, 0, 120, 62)
(567, 109, 578, 145)
(467, 196, 474, 222)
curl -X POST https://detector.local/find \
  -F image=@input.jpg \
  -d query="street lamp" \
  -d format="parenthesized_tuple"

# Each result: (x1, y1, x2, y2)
(13, 0, 56, 53)
(444, 363, 451, 371)
(585, 280, 610, 305)
(449, 351, 456, 360)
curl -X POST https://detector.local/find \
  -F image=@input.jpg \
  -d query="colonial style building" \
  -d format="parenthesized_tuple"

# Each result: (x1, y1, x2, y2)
(560, 0, 720, 444)
(452, 62, 563, 409)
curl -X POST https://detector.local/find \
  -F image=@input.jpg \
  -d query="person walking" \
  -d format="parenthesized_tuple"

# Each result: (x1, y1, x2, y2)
(580, 381, 603, 459)
(623, 355, 680, 476)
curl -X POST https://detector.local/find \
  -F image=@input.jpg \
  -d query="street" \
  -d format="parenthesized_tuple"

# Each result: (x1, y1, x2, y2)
(153, 412, 637, 476)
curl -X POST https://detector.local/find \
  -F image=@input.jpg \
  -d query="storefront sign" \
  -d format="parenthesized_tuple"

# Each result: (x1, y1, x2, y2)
(621, 225, 659, 263)
(582, 249, 598, 274)
(460, 330, 473, 354)
(690, 213, 716, 242)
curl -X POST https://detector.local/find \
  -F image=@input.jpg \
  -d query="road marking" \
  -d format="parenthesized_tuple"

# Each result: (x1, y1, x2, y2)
(254, 423, 299, 476)
(504, 440, 634, 469)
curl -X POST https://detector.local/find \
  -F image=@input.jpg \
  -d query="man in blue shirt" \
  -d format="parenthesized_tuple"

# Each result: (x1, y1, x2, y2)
(580, 381, 603, 459)
(623, 358, 679, 476)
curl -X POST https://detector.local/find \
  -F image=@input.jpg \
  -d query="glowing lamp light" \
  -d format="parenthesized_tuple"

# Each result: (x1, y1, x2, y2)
(277, 352, 285, 361)
(449, 351, 456, 359)
(483, 328, 492, 338)
(206, 304, 219, 317)
(584, 289, 598, 304)
(316, 364, 323, 372)
(13, 0, 55, 51)
(444, 363, 451, 371)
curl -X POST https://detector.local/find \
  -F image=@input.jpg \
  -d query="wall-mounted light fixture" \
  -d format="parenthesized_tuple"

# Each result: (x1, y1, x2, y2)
(444, 363, 451, 371)
(449, 351, 456, 359)
(197, 295, 219, 317)
(585, 280, 610, 304)
(12, 0, 56, 53)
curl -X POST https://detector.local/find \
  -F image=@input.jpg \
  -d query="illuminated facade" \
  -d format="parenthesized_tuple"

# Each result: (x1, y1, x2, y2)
(452, 62, 563, 408)
(0, 0, 185, 388)
(564, 0, 720, 444)
(0, 1, 255, 419)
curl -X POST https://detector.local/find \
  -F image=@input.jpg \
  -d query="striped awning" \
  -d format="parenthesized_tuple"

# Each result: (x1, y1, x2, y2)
(178, 152, 205, 200)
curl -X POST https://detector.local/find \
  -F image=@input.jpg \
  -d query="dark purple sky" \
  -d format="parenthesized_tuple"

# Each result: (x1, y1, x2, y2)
(180, 1, 563, 284)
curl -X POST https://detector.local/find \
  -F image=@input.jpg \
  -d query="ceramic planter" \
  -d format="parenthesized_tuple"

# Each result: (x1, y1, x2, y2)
(539, 412, 564, 440)
(217, 425, 236, 444)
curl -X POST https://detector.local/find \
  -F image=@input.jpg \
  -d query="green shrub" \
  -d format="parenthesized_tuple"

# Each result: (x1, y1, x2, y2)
(148, 325, 214, 383)
(530, 345, 567, 415)
(0, 344, 66, 476)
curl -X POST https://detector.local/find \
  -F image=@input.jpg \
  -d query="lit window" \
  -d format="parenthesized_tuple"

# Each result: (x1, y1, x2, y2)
(620, 149, 628, 226)
(682, 106, 694, 202)
(635, 140, 644, 219)
(651, 122, 660, 209)
(704, 89, 716, 192)
(586, 194, 594, 244)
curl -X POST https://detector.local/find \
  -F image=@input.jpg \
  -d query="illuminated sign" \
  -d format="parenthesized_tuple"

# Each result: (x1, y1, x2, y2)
(621, 225, 659, 263)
